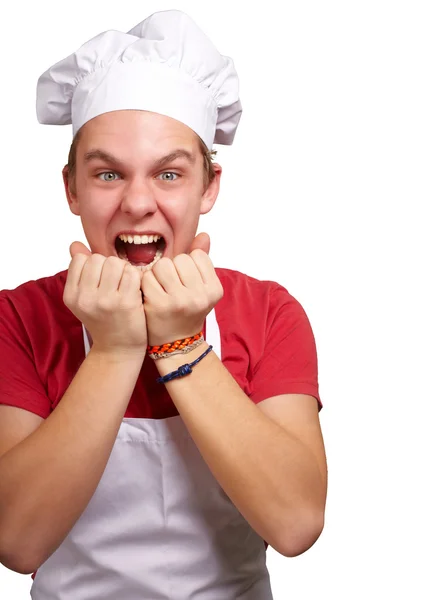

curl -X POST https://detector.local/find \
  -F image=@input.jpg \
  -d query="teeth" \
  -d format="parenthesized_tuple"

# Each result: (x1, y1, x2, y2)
(118, 233, 163, 244)
(116, 246, 164, 271)
(136, 248, 164, 272)
(116, 235, 164, 271)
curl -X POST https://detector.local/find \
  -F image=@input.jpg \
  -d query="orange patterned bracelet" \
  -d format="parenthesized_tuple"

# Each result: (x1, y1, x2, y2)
(147, 331, 204, 359)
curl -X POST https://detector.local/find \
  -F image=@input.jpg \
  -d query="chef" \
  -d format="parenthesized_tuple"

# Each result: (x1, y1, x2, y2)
(0, 9, 327, 599)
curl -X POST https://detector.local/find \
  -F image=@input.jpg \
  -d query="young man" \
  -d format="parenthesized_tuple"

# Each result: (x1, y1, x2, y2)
(0, 10, 327, 599)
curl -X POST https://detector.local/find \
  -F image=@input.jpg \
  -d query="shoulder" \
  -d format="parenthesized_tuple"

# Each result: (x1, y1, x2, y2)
(0, 270, 69, 329)
(0, 272, 70, 419)
(0, 269, 68, 302)
(214, 266, 307, 319)
(214, 266, 316, 359)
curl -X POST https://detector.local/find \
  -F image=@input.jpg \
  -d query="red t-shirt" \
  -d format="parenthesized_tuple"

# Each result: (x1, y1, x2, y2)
(0, 266, 321, 577)
(0, 267, 321, 418)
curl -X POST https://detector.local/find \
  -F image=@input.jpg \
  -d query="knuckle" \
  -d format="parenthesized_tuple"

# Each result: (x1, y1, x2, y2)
(105, 255, 124, 269)
(77, 294, 94, 313)
(132, 266, 143, 280)
(129, 272, 142, 287)
(90, 253, 105, 265)
(70, 254, 86, 266)
(172, 297, 188, 313)
(190, 249, 203, 258)
(119, 297, 137, 311)
(68, 255, 87, 272)
(96, 295, 116, 312)
(214, 283, 224, 300)
(191, 295, 208, 312)
(123, 263, 137, 277)
(173, 254, 191, 266)
(77, 300, 93, 314)
(156, 299, 172, 316)
(191, 249, 209, 263)
(155, 256, 172, 270)
(62, 290, 73, 307)
(157, 300, 172, 315)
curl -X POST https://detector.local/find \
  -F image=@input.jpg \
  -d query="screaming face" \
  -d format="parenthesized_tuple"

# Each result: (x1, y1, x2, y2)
(63, 110, 222, 270)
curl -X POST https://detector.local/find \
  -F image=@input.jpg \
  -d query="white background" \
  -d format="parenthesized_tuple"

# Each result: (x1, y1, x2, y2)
(1, 0, 441, 598)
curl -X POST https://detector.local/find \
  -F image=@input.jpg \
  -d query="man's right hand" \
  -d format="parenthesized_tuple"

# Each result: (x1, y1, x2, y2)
(63, 242, 147, 356)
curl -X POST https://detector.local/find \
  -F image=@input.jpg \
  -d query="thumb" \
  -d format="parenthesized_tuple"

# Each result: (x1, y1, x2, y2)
(69, 241, 92, 259)
(189, 232, 210, 255)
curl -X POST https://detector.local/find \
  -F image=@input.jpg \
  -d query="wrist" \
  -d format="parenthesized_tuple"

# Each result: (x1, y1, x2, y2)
(89, 345, 147, 365)
(153, 341, 211, 375)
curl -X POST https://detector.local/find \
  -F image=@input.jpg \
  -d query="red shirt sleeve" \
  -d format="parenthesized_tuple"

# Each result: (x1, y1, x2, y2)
(248, 284, 321, 409)
(0, 293, 51, 418)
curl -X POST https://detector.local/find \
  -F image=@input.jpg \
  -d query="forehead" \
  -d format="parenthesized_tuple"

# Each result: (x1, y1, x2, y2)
(77, 110, 201, 154)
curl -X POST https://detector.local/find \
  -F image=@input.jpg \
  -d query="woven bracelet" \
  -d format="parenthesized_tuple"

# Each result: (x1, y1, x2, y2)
(147, 331, 203, 357)
(149, 336, 205, 360)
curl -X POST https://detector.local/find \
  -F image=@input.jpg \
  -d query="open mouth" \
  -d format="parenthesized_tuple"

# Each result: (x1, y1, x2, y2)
(115, 234, 166, 271)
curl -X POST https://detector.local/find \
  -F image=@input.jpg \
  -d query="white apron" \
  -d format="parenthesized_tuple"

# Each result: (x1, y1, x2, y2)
(31, 308, 274, 599)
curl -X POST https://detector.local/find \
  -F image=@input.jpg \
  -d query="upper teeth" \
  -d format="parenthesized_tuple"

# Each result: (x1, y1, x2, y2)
(118, 234, 162, 244)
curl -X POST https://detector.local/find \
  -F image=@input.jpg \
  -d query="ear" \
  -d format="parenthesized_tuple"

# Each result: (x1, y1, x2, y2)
(200, 163, 222, 215)
(62, 165, 80, 216)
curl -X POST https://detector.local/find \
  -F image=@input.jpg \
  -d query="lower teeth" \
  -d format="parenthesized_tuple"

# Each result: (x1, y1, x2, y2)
(135, 249, 164, 271)
(116, 238, 165, 271)
(117, 247, 164, 271)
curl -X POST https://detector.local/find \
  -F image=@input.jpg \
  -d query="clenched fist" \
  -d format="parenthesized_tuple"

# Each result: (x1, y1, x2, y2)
(140, 232, 224, 347)
(63, 242, 147, 356)
(63, 233, 224, 356)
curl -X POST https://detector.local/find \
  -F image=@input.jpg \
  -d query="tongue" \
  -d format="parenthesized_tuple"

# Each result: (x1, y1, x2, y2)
(125, 242, 157, 265)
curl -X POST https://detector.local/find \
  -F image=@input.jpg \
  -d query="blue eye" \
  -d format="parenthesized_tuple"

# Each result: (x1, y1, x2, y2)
(98, 172, 121, 182)
(158, 172, 179, 181)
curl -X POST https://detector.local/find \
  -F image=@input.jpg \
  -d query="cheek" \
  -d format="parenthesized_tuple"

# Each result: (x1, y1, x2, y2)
(76, 174, 117, 217)
(82, 200, 111, 225)
(160, 195, 200, 227)
(161, 197, 201, 250)
(160, 182, 204, 214)
(78, 192, 117, 241)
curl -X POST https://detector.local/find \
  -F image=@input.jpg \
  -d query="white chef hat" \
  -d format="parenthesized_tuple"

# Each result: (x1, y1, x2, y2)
(36, 10, 242, 148)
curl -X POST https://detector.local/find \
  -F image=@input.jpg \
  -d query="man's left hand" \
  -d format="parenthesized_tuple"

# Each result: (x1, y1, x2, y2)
(141, 232, 224, 348)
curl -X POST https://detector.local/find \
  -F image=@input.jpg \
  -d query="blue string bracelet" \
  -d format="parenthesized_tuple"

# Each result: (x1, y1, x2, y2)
(156, 345, 213, 384)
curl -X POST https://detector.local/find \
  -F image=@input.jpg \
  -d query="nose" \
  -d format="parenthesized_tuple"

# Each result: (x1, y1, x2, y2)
(120, 178, 158, 218)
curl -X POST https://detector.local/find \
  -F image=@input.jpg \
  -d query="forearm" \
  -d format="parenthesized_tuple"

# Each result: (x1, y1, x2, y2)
(0, 347, 144, 574)
(155, 342, 325, 556)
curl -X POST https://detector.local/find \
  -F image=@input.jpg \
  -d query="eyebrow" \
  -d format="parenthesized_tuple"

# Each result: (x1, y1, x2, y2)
(84, 148, 196, 170)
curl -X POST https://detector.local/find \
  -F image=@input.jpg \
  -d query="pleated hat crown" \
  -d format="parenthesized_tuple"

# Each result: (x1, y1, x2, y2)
(36, 10, 242, 147)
